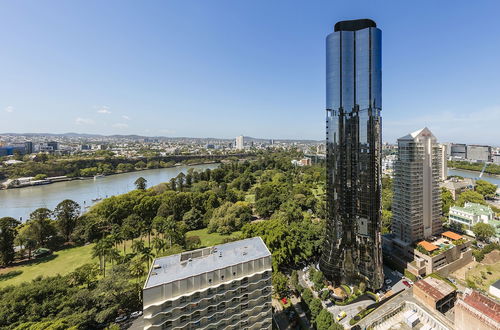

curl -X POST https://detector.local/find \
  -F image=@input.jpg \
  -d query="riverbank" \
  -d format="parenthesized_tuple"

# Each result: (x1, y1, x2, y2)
(449, 167, 500, 179)
(0, 160, 221, 190)
(0, 162, 220, 221)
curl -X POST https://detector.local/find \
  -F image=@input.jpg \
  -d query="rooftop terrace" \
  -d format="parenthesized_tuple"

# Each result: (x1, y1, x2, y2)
(144, 236, 271, 289)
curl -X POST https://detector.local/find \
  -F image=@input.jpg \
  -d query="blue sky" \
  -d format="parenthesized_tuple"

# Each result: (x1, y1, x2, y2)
(1, 1, 499, 145)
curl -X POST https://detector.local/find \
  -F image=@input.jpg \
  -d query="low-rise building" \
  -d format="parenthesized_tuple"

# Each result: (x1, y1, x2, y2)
(455, 290, 500, 330)
(413, 276, 456, 313)
(405, 232, 472, 277)
(449, 202, 494, 234)
(142, 237, 272, 330)
(441, 177, 475, 200)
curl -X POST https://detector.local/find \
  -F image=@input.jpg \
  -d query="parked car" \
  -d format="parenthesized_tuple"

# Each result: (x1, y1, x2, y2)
(114, 315, 128, 323)
(336, 311, 347, 322)
(408, 280, 414, 285)
(385, 278, 392, 285)
(402, 280, 411, 288)
(130, 311, 143, 318)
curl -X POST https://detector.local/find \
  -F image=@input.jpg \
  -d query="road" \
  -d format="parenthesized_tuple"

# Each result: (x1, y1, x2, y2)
(298, 265, 413, 328)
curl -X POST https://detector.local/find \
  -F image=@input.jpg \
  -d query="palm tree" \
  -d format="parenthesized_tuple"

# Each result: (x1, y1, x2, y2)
(132, 239, 145, 255)
(151, 237, 166, 256)
(140, 247, 155, 268)
(92, 237, 114, 277)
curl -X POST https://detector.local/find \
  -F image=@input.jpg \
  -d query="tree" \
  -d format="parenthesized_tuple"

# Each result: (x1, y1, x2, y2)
(92, 237, 114, 277)
(0, 217, 20, 266)
(472, 223, 495, 241)
(316, 308, 334, 330)
(456, 190, 485, 207)
(309, 298, 323, 321)
(134, 177, 147, 190)
(53, 199, 81, 242)
(312, 270, 325, 291)
(208, 201, 252, 234)
(476, 180, 497, 199)
(441, 187, 454, 215)
(290, 270, 299, 292)
(272, 271, 288, 296)
(26, 208, 58, 248)
(301, 288, 313, 305)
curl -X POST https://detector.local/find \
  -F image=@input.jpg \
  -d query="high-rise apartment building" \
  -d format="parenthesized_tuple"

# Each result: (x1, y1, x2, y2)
(142, 237, 272, 330)
(392, 128, 442, 244)
(235, 136, 244, 150)
(320, 19, 384, 289)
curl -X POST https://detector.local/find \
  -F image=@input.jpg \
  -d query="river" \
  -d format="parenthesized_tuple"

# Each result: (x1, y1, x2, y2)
(0, 163, 218, 221)
(448, 168, 500, 186)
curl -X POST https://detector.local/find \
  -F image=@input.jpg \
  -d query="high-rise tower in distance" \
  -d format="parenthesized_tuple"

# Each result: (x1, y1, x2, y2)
(392, 128, 443, 244)
(319, 19, 384, 289)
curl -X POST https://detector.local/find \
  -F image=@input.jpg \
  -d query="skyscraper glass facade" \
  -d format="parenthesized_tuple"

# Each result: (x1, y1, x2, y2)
(319, 19, 384, 289)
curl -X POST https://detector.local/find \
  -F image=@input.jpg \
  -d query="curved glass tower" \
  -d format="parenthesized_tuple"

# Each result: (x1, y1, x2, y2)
(319, 19, 384, 289)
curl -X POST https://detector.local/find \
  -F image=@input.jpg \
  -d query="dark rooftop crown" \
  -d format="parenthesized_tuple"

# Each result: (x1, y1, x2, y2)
(334, 19, 376, 32)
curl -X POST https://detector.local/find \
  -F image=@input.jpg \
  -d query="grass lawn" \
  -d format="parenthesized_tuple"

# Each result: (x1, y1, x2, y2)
(466, 260, 500, 292)
(0, 228, 241, 288)
(0, 243, 96, 288)
(187, 228, 242, 247)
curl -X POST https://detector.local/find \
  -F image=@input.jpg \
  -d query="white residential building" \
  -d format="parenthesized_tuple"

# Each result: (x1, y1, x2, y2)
(235, 136, 244, 150)
(449, 202, 494, 233)
(392, 127, 442, 244)
(142, 237, 272, 330)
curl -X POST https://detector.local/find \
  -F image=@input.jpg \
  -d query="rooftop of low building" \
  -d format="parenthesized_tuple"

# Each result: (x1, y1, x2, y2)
(144, 236, 271, 290)
(460, 291, 500, 323)
(414, 276, 455, 301)
(450, 202, 493, 216)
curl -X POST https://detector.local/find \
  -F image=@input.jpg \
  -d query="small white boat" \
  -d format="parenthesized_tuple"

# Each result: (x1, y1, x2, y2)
(93, 174, 105, 179)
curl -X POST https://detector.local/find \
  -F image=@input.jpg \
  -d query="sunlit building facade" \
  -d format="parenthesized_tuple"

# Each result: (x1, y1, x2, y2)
(319, 19, 384, 289)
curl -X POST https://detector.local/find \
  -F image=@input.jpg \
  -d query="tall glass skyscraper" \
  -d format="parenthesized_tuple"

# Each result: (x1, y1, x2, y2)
(319, 19, 384, 289)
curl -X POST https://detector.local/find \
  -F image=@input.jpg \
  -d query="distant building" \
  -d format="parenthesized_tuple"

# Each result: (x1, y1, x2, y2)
(47, 141, 59, 151)
(450, 143, 467, 159)
(492, 154, 500, 165)
(449, 202, 494, 233)
(467, 145, 491, 162)
(489, 280, 500, 299)
(235, 136, 244, 150)
(392, 128, 442, 245)
(0, 145, 26, 156)
(413, 276, 456, 313)
(24, 141, 33, 154)
(455, 290, 500, 330)
(142, 237, 272, 330)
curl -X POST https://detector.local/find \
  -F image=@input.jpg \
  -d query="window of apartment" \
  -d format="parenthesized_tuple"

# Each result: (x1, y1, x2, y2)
(180, 315, 189, 323)
(179, 296, 187, 304)
(241, 294, 248, 302)
(162, 321, 172, 330)
(241, 277, 248, 285)
(192, 292, 200, 300)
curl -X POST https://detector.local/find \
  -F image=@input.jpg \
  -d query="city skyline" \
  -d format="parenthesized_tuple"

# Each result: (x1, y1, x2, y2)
(1, 1, 500, 144)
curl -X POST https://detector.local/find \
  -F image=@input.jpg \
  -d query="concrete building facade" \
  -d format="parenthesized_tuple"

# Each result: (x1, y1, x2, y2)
(142, 237, 272, 330)
(392, 128, 442, 244)
(466, 145, 491, 162)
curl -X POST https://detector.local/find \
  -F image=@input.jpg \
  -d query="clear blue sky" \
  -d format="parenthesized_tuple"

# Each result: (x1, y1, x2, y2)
(1, 0, 499, 145)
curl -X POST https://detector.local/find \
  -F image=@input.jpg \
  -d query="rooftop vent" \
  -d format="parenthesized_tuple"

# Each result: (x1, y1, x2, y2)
(153, 264, 161, 270)
(188, 258, 192, 262)
(151, 272, 158, 276)
(219, 252, 222, 258)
